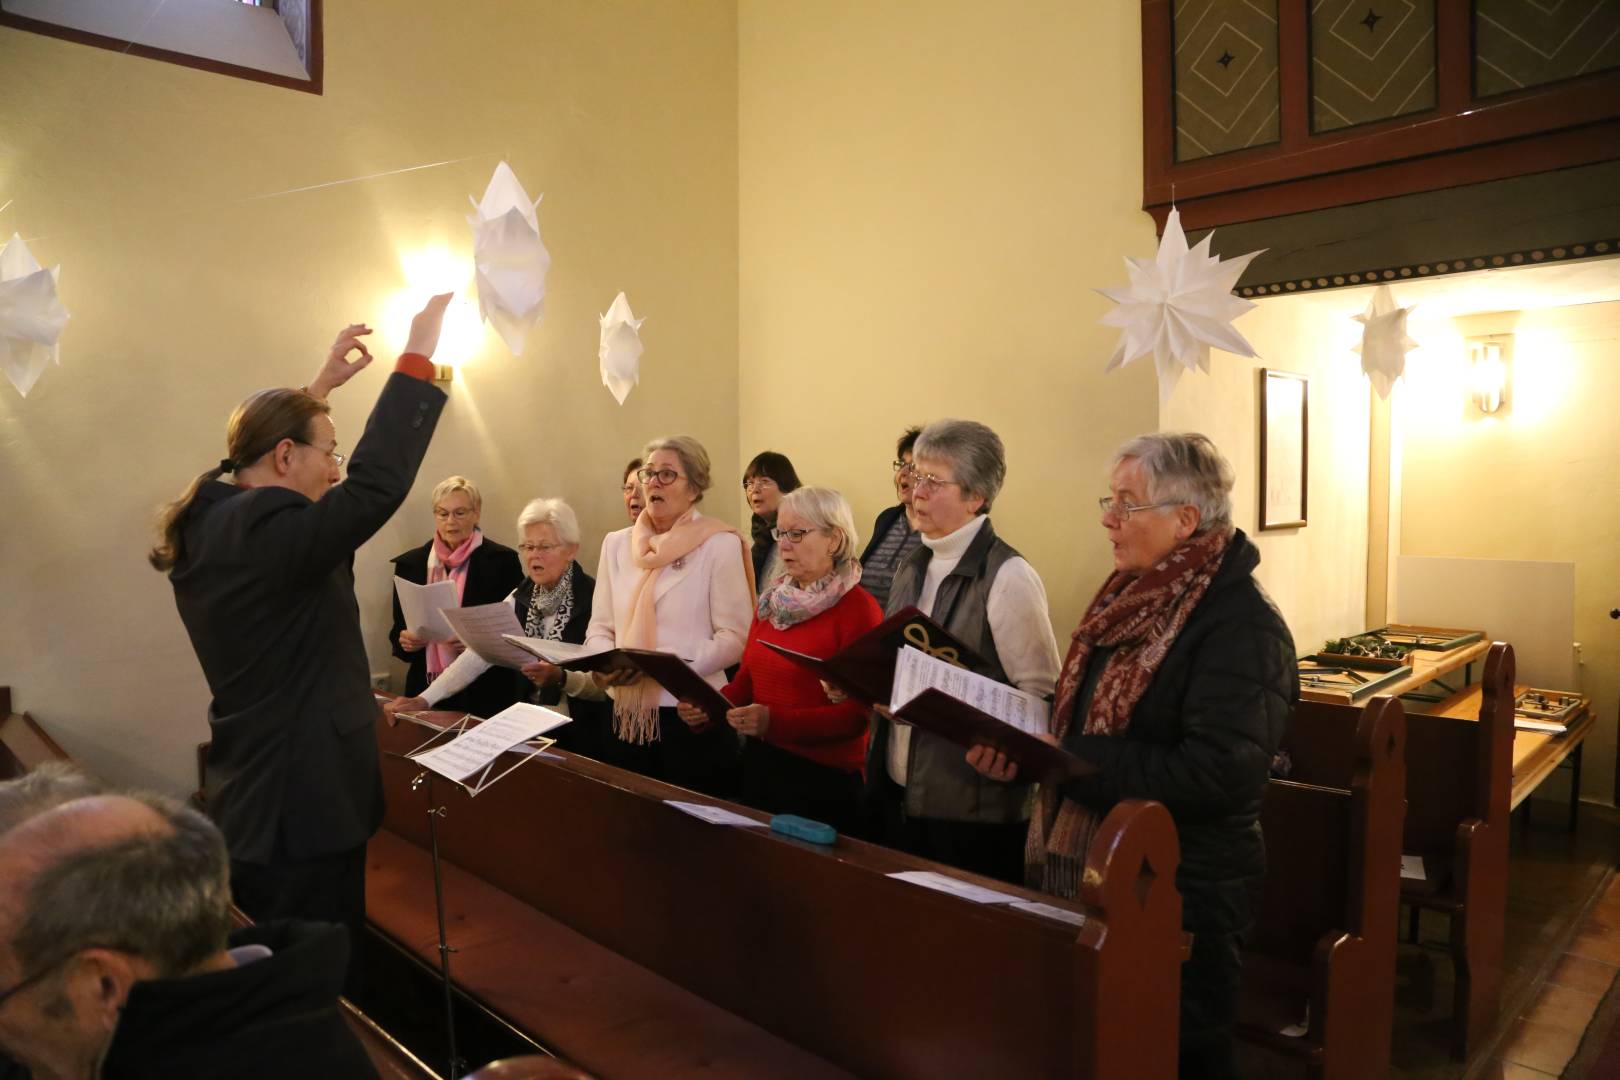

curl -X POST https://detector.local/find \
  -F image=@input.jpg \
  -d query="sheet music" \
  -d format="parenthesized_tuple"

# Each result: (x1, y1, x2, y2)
(410, 703, 570, 782)
(502, 635, 616, 666)
(441, 603, 536, 669)
(1400, 854, 1426, 882)
(886, 870, 1022, 905)
(665, 800, 767, 827)
(890, 646, 1050, 735)
(393, 576, 460, 642)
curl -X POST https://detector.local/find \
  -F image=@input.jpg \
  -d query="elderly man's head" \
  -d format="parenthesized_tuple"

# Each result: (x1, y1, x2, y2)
(0, 792, 232, 1080)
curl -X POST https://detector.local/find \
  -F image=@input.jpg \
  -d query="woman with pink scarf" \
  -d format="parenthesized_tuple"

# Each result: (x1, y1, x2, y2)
(585, 435, 755, 796)
(388, 475, 523, 720)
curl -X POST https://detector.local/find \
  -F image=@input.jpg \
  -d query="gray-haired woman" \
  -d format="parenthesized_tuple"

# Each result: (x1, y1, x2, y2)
(967, 432, 1297, 1080)
(868, 418, 1061, 884)
(384, 497, 613, 759)
(585, 435, 754, 794)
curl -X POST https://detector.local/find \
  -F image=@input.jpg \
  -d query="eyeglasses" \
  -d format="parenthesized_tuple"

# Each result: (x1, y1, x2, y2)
(636, 467, 684, 487)
(742, 477, 779, 492)
(293, 439, 346, 467)
(1098, 496, 1178, 520)
(892, 460, 914, 475)
(433, 507, 474, 520)
(770, 526, 823, 543)
(910, 471, 963, 496)
(517, 541, 564, 554)
(621, 483, 641, 495)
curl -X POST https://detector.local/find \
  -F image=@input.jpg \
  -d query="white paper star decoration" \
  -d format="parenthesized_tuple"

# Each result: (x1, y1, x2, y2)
(1352, 284, 1418, 398)
(598, 292, 645, 405)
(0, 233, 70, 398)
(467, 161, 551, 356)
(1097, 208, 1265, 400)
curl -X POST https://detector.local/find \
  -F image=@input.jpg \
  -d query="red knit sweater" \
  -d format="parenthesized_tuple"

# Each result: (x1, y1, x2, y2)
(723, 587, 884, 774)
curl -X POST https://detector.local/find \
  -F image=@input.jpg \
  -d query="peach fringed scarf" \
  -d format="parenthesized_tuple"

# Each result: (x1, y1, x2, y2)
(613, 508, 756, 744)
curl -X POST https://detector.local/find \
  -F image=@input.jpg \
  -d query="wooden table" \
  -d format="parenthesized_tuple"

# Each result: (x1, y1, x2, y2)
(1424, 681, 1593, 828)
(1382, 639, 1492, 701)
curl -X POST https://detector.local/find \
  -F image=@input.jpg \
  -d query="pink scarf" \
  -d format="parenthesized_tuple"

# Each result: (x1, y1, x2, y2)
(613, 508, 756, 744)
(426, 529, 483, 679)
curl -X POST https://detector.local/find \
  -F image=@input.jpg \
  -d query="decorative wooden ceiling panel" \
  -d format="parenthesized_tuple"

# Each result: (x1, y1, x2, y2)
(1474, 0, 1620, 98)
(1310, 0, 1437, 133)
(1173, 0, 1281, 162)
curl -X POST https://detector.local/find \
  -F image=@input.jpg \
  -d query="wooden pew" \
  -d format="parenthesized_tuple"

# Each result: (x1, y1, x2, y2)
(1280, 645, 1514, 1059)
(369, 712, 1186, 1079)
(2, 689, 434, 1080)
(1237, 695, 1406, 1079)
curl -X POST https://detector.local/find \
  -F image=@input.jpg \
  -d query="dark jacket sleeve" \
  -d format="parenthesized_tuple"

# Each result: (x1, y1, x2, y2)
(249, 373, 445, 585)
(860, 504, 904, 565)
(1062, 601, 1295, 820)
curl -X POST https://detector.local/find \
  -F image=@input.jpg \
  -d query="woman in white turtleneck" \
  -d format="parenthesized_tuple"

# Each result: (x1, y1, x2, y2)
(866, 418, 1059, 885)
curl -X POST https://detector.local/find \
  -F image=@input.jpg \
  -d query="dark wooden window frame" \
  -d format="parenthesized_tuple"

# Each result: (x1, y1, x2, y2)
(0, 0, 322, 95)
(1144, 1, 1620, 233)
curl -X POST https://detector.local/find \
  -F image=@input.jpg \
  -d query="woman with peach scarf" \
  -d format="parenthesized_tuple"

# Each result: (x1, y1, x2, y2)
(584, 435, 755, 795)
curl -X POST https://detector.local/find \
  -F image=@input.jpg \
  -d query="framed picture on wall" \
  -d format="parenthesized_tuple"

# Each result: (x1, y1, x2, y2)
(1258, 369, 1307, 530)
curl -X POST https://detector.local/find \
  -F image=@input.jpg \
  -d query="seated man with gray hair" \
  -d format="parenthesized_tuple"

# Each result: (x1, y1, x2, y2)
(0, 787, 377, 1079)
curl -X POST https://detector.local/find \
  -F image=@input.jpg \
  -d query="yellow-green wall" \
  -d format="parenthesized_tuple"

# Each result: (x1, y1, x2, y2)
(737, 0, 1159, 636)
(0, 1, 740, 794)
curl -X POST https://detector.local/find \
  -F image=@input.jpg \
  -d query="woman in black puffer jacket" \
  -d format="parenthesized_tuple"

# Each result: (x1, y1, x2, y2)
(969, 432, 1297, 1080)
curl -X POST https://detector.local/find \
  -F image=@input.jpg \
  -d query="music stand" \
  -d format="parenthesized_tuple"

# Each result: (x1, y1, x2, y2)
(385, 712, 557, 1079)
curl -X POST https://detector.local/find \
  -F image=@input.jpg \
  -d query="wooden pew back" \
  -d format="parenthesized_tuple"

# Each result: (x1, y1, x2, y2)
(374, 716, 1185, 1079)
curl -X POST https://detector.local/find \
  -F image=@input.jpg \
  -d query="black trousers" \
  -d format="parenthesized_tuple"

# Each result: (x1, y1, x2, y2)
(1178, 927, 1244, 1080)
(604, 706, 740, 798)
(740, 738, 864, 835)
(869, 774, 1027, 885)
(230, 843, 367, 998)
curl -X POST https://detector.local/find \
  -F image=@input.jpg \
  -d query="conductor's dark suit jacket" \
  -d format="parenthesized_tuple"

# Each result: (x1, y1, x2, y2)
(169, 373, 445, 864)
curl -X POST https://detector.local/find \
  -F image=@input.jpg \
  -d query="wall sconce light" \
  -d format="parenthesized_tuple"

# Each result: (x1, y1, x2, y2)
(1468, 335, 1510, 414)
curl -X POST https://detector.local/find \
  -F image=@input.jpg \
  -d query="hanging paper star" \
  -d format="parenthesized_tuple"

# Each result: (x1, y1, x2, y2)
(598, 292, 645, 405)
(0, 233, 70, 397)
(467, 161, 551, 356)
(1096, 208, 1265, 401)
(1352, 284, 1418, 398)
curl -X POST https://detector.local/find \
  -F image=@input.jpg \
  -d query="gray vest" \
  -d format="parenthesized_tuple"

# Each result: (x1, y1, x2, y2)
(871, 516, 1034, 824)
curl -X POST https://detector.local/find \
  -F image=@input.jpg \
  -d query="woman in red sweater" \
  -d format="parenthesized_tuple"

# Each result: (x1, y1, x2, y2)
(679, 485, 881, 832)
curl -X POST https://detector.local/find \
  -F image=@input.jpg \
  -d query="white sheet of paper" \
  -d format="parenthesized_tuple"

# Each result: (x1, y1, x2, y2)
(665, 800, 767, 827)
(890, 646, 1050, 735)
(597, 291, 645, 405)
(1009, 900, 1088, 927)
(410, 703, 569, 783)
(394, 576, 460, 642)
(467, 161, 550, 356)
(887, 870, 1022, 905)
(0, 232, 70, 397)
(1400, 854, 1426, 882)
(441, 603, 536, 669)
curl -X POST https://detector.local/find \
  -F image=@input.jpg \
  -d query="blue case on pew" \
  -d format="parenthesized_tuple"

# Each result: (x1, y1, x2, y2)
(770, 814, 837, 846)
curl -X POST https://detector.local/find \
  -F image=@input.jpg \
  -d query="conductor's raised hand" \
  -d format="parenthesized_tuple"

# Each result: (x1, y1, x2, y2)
(404, 292, 455, 360)
(965, 745, 1019, 782)
(307, 323, 374, 399)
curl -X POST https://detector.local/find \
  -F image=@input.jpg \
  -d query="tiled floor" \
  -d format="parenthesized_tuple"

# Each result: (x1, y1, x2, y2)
(1491, 878, 1620, 1078)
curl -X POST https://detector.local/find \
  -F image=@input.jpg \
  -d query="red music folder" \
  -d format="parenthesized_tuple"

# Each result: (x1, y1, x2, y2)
(894, 689, 1095, 783)
(760, 606, 981, 706)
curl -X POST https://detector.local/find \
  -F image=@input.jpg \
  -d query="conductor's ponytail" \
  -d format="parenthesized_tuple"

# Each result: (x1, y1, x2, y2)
(148, 388, 330, 572)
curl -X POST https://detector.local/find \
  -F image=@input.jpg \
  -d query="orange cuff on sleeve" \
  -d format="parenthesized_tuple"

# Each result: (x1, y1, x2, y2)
(394, 353, 435, 382)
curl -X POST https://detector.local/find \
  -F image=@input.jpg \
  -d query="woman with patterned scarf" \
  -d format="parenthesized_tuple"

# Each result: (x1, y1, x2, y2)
(388, 475, 523, 721)
(677, 486, 882, 833)
(584, 435, 756, 796)
(967, 433, 1297, 1080)
(386, 497, 613, 758)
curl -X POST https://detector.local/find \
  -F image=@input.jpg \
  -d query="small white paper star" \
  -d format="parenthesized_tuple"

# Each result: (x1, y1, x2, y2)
(467, 162, 551, 357)
(1352, 284, 1418, 398)
(598, 292, 645, 405)
(0, 233, 70, 398)
(1097, 208, 1265, 401)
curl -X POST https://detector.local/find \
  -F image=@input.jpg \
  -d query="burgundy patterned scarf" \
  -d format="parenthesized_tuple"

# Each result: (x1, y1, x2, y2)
(1025, 525, 1233, 898)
